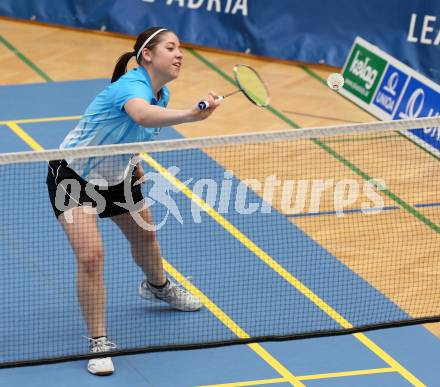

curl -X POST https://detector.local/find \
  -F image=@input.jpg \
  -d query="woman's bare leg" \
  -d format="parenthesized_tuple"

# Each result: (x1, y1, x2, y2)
(110, 208, 166, 286)
(59, 207, 106, 338)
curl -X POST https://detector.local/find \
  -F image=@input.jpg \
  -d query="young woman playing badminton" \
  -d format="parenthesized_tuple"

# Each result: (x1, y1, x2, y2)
(46, 27, 220, 376)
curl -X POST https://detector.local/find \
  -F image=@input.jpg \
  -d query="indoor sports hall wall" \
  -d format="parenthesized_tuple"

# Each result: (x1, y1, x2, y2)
(1, 0, 439, 83)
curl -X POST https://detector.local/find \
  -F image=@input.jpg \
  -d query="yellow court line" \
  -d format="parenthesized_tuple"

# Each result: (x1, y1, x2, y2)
(298, 367, 395, 381)
(196, 367, 396, 386)
(0, 115, 82, 125)
(195, 377, 284, 387)
(6, 123, 305, 386)
(6, 122, 44, 151)
(141, 153, 352, 327)
(195, 368, 396, 387)
(353, 333, 424, 385)
(140, 152, 426, 387)
(163, 261, 305, 386)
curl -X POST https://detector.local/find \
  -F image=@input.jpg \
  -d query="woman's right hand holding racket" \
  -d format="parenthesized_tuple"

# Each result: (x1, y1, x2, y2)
(190, 91, 221, 121)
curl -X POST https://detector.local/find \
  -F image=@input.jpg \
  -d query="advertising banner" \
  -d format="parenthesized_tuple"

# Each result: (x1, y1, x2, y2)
(340, 37, 440, 157)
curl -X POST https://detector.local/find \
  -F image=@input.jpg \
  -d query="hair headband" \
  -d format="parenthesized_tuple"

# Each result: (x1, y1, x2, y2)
(136, 28, 168, 61)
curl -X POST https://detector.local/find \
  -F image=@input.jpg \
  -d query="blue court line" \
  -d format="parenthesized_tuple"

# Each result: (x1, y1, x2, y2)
(288, 202, 440, 218)
(415, 202, 440, 208)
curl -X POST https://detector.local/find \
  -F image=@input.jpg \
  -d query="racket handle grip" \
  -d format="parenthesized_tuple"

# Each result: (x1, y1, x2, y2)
(198, 100, 210, 110)
(198, 96, 223, 110)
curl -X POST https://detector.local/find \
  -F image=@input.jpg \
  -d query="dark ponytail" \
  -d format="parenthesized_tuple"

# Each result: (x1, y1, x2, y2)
(111, 51, 136, 83)
(111, 26, 170, 83)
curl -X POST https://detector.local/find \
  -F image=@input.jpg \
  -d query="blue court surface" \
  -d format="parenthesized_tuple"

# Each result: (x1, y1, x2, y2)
(0, 80, 438, 386)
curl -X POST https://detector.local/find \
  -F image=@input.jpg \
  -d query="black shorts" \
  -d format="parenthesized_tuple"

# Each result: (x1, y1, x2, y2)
(46, 160, 144, 219)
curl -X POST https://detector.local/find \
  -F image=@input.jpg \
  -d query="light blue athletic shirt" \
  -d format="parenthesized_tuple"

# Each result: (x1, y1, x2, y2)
(61, 66, 169, 186)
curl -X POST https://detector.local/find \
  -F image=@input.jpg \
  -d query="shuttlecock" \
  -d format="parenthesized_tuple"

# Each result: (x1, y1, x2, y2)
(327, 73, 344, 91)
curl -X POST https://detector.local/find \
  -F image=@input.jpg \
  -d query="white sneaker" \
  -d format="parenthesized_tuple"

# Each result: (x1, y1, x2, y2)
(139, 279, 203, 311)
(87, 337, 116, 376)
